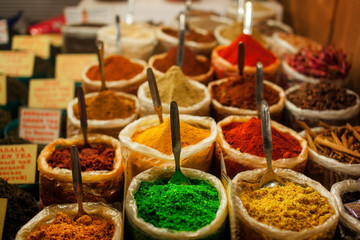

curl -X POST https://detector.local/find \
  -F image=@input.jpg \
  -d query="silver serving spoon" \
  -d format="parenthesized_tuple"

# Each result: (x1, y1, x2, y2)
(176, 12, 186, 68)
(71, 145, 90, 221)
(115, 15, 121, 55)
(236, 0, 245, 22)
(77, 87, 90, 147)
(237, 42, 244, 76)
(243, 1, 253, 35)
(168, 101, 191, 185)
(256, 62, 263, 118)
(96, 40, 107, 91)
(126, 0, 135, 25)
(147, 67, 163, 124)
(258, 100, 283, 189)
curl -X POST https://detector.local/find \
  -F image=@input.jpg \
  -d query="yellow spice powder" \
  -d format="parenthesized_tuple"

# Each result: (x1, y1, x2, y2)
(239, 181, 334, 232)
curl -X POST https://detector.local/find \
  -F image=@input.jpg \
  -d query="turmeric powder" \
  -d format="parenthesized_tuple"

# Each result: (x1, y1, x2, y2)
(131, 118, 210, 155)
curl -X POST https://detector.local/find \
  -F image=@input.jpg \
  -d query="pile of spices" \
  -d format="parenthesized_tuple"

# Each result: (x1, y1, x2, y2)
(298, 121, 360, 164)
(162, 27, 216, 43)
(86, 55, 144, 81)
(212, 77, 280, 109)
(0, 178, 38, 240)
(0, 108, 11, 129)
(278, 33, 322, 52)
(47, 144, 115, 171)
(218, 33, 277, 66)
(239, 180, 334, 231)
(342, 191, 360, 204)
(287, 82, 356, 110)
(131, 117, 210, 155)
(144, 66, 205, 107)
(341, 191, 360, 220)
(222, 117, 301, 159)
(153, 46, 210, 76)
(73, 90, 136, 120)
(286, 46, 351, 79)
(134, 178, 219, 231)
(255, 20, 291, 37)
(220, 22, 266, 46)
(27, 212, 114, 240)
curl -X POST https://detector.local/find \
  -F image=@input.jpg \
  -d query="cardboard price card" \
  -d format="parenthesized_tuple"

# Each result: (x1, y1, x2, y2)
(0, 72, 6, 105)
(0, 198, 7, 240)
(0, 51, 35, 77)
(55, 54, 97, 82)
(0, 144, 37, 184)
(19, 108, 61, 144)
(12, 35, 51, 59)
(28, 79, 74, 109)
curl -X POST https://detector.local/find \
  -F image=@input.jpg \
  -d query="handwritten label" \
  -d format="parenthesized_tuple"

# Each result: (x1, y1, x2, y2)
(0, 73, 6, 105)
(0, 144, 37, 184)
(0, 198, 7, 240)
(12, 35, 51, 59)
(19, 108, 61, 144)
(55, 54, 97, 82)
(0, 20, 8, 45)
(42, 33, 63, 47)
(64, 6, 113, 25)
(28, 79, 74, 109)
(0, 51, 35, 77)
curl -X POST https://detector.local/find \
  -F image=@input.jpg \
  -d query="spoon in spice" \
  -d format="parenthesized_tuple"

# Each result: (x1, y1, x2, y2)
(237, 42, 244, 76)
(176, 12, 186, 68)
(126, 0, 135, 24)
(256, 62, 263, 118)
(258, 100, 284, 189)
(169, 101, 191, 185)
(236, 0, 245, 22)
(115, 15, 121, 55)
(77, 86, 90, 148)
(243, 1, 253, 35)
(147, 67, 163, 124)
(71, 145, 90, 221)
(96, 40, 108, 91)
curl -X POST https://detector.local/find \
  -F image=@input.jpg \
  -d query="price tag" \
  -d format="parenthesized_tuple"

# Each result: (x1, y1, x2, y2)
(0, 51, 35, 77)
(28, 79, 74, 109)
(0, 144, 37, 184)
(12, 35, 51, 59)
(0, 20, 8, 45)
(19, 107, 61, 144)
(0, 73, 6, 105)
(55, 54, 97, 82)
(0, 198, 7, 240)
(42, 33, 63, 47)
(64, 6, 113, 25)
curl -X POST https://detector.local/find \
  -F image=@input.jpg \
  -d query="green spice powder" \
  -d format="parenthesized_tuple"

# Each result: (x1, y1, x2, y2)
(134, 178, 220, 232)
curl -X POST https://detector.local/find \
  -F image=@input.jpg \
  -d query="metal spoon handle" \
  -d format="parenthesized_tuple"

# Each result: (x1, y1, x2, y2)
(170, 101, 181, 171)
(147, 67, 163, 123)
(256, 62, 264, 117)
(243, 1, 253, 35)
(115, 15, 121, 54)
(176, 12, 186, 68)
(237, 42, 244, 76)
(126, 0, 135, 24)
(236, 0, 245, 22)
(77, 87, 89, 147)
(261, 100, 273, 169)
(96, 40, 107, 91)
(71, 145, 84, 208)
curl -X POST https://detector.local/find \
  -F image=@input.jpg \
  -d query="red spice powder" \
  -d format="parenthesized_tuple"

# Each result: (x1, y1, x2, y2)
(222, 117, 302, 159)
(218, 34, 276, 67)
(47, 144, 115, 171)
(153, 46, 210, 76)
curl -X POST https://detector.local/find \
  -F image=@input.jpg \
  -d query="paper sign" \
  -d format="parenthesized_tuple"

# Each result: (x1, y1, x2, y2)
(0, 198, 7, 240)
(19, 107, 61, 144)
(12, 35, 51, 59)
(43, 33, 63, 47)
(64, 6, 113, 25)
(28, 79, 74, 109)
(55, 54, 97, 82)
(0, 144, 37, 184)
(0, 51, 35, 77)
(0, 73, 6, 105)
(0, 20, 8, 44)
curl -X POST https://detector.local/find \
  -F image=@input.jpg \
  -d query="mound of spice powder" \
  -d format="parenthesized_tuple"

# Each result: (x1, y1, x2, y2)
(218, 33, 277, 67)
(162, 27, 216, 43)
(86, 55, 144, 81)
(134, 178, 219, 231)
(27, 212, 114, 240)
(212, 77, 280, 109)
(153, 46, 210, 76)
(222, 117, 301, 159)
(239, 180, 334, 231)
(73, 90, 136, 120)
(47, 144, 114, 171)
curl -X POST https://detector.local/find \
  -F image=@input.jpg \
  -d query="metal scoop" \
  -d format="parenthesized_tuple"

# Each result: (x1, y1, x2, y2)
(96, 40, 107, 91)
(256, 62, 263, 118)
(176, 12, 186, 68)
(168, 101, 191, 185)
(237, 42, 244, 76)
(77, 87, 90, 147)
(115, 15, 121, 54)
(147, 67, 163, 124)
(126, 0, 135, 24)
(243, 1, 253, 35)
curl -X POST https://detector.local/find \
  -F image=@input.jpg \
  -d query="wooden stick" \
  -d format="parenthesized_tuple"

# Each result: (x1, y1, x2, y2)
(296, 120, 316, 138)
(331, 132, 342, 145)
(305, 130, 317, 151)
(346, 123, 360, 143)
(341, 132, 348, 148)
(349, 136, 355, 146)
(314, 136, 360, 158)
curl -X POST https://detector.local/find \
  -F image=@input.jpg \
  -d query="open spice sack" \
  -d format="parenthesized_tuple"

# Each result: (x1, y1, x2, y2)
(214, 115, 308, 178)
(125, 166, 228, 240)
(37, 134, 124, 208)
(119, 114, 217, 192)
(231, 168, 339, 240)
(67, 90, 140, 138)
(16, 202, 123, 240)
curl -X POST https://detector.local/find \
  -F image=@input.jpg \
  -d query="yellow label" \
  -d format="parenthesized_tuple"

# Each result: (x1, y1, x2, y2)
(0, 73, 6, 105)
(0, 198, 7, 240)
(0, 51, 35, 77)
(0, 144, 37, 184)
(42, 33, 63, 47)
(55, 54, 97, 82)
(12, 35, 51, 59)
(28, 79, 74, 109)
